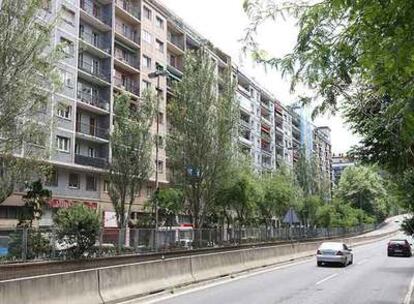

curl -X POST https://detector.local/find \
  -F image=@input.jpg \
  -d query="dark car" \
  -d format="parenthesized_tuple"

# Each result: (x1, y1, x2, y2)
(387, 239, 412, 257)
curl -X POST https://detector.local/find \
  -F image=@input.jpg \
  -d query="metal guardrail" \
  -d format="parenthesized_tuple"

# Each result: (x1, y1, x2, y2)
(80, 0, 111, 26)
(76, 121, 109, 140)
(79, 31, 111, 54)
(115, 0, 140, 20)
(113, 75, 140, 96)
(78, 60, 110, 82)
(75, 154, 108, 169)
(77, 89, 109, 111)
(114, 22, 140, 44)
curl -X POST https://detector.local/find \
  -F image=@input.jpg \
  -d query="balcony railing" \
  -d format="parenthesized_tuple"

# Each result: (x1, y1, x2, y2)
(77, 89, 109, 111)
(75, 154, 108, 169)
(79, 31, 111, 54)
(167, 33, 184, 50)
(76, 121, 109, 140)
(114, 48, 140, 69)
(113, 75, 140, 96)
(115, 22, 140, 44)
(115, 0, 140, 20)
(261, 132, 271, 142)
(78, 59, 110, 82)
(239, 119, 250, 128)
(80, 0, 111, 26)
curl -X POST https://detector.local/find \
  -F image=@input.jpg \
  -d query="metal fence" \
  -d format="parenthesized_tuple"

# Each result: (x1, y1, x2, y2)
(0, 224, 376, 263)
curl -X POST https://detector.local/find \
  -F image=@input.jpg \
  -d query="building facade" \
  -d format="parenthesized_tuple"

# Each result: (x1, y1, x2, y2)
(332, 153, 354, 185)
(237, 71, 276, 172)
(0, 0, 333, 227)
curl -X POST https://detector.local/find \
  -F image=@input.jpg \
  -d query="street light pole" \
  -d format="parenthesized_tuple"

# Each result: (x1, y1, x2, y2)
(148, 69, 169, 250)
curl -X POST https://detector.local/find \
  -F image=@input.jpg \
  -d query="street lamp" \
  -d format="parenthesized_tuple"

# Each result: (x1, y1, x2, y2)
(148, 69, 170, 249)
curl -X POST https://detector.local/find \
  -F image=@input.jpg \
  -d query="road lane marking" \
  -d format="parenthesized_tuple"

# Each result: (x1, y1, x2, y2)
(315, 273, 338, 286)
(403, 273, 414, 304)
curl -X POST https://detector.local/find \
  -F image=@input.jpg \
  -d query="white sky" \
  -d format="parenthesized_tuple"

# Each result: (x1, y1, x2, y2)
(158, 0, 360, 154)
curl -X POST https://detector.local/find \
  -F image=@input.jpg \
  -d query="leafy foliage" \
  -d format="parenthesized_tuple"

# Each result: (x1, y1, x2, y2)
(243, 0, 414, 210)
(335, 166, 389, 223)
(0, 0, 60, 153)
(8, 230, 51, 260)
(19, 179, 51, 228)
(167, 48, 238, 228)
(108, 92, 156, 229)
(54, 204, 100, 259)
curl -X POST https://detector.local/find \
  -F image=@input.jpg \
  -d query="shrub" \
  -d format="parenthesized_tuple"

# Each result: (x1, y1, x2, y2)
(54, 204, 100, 259)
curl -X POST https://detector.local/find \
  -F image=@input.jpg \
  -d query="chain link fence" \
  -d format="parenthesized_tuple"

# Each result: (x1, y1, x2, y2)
(0, 224, 376, 263)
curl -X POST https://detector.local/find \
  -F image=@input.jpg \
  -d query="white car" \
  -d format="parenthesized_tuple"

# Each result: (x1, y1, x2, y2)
(316, 242, 353, 267)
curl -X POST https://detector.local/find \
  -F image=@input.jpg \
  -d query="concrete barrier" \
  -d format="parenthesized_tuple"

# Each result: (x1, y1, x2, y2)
(0, 228, 399, 304)
(0, 269, 102, 304)
(98, 256, 194, 303)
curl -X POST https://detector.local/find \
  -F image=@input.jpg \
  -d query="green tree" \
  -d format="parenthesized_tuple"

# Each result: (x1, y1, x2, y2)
(107, 92, 156, 230)
(0, 0, 60, 205)
(243, 0, 414, 212)
(300, 195, 322, 228)
(335, 166, 388, 223)
(153, 187, 185, 227)
(18, 179, 51, 228)
(215, 160, 262, 234)
(167, 48, 238, 228)
(54, 204, 101, 259)
(259, 168, 297, 229)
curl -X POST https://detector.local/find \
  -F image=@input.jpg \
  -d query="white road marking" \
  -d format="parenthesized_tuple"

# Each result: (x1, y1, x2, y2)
(315, 273, 339, 286)
(403, 273, 414, 304)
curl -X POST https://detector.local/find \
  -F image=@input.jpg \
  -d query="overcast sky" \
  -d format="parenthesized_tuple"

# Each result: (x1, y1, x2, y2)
(158, 0, 360, 154)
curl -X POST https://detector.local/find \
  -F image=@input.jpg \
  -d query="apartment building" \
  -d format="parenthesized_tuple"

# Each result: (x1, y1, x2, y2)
(274, 100, 294, 168)
(0, 0, 333, 227)
(332, 153, 354, 185)
(237, 71, 276, 172)
(313, 126, 333, 188)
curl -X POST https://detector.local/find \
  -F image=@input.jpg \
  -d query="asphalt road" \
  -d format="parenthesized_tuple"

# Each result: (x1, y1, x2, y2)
(145, 219, 414, 304)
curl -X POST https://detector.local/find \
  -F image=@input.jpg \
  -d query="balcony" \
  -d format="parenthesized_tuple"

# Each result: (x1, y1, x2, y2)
(115, 22, 140, 46)
(114, 48, 140, 70)
(77, 89, 110, 112)
(76, 121, 109, 140)
(261, 142, 272, 154)
(79, 31, 111, 54)
(80, 0, 111, 28)
(75, 154, 108, 169)
(261, 132, 271, 143)
(239, 119, 250, 128)
(113, 75, 140, 96)
(167, 32, 185, 51)
(115, 0, 140, 21)
(78, 59, 110, 82)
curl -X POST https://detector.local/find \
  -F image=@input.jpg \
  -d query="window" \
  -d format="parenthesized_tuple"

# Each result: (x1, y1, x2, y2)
(146, 186, 153, 197)
(60, 37, 74, 57)
(29, 132, 46, 147)
(62, 6, 75, 26)
(103, 180, 109, 192)
(156, 161, 164, 174)
(88, 147, 95, 157)
(157, 112, 164, 124)
(156, 16, 164, 29)
(155, 39, 164, 53)
(86, 175, 97, 191)
(75, 143, 80, 154)
(60, 69, 74, 88)
(142, 55, 151, 69)
(45, 168, 58, 187)
(68, 173, 80, 189)
(57, 104, 71, 119)
(142, 30, 152, 44)
(143, 6, 152, 20)
(142, 80, 151, 90)
(0, 206, 21, 219)
(56, 136, 70, 152)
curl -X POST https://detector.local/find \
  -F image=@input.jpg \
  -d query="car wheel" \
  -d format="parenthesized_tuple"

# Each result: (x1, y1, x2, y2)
(387, 252, 392, 257)
(317, 261, 322, 267)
